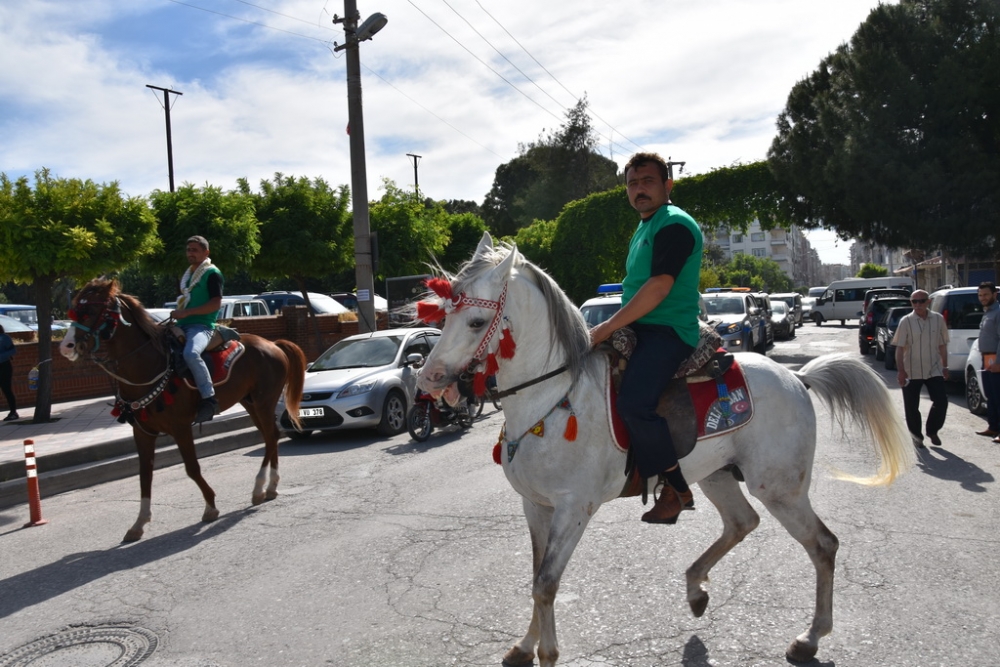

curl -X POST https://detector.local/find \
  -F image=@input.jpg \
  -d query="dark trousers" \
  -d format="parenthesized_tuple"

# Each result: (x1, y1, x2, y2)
(901, 376, 947, 441)
(618, 323, 694, 479)
(0, 361, 15, 413)
(982, 370, 1000, 432)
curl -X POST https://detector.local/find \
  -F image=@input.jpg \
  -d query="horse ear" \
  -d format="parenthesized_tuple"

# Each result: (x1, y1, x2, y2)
(496, 242, 518, 280)
(474, 232, 493, 257)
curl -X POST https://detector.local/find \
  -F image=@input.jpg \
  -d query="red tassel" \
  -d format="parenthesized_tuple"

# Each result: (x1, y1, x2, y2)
(139, 408, 149, 421)
(563, 413, 578, 441)
(485, 353, 499, 376)
(110, 405, 121, 417)
(473, 371, 487, 396)
(425, 277, 453, 300)
(416, 301, 446, 324)
(499, 327, 516, 359)
(163, 391, 174, 405)
(492, 442, 502, 465)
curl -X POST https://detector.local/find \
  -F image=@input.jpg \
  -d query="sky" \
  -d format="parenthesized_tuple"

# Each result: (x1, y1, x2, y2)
(0, 0, 890, 266)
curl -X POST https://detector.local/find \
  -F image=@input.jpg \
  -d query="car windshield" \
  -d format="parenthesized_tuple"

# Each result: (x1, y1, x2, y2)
(704, 297, 745, 315)
(772, 302, 788, 315)
(306, 293, 348, 314)
(0, 313, 32, 332)
(1, 308, 38, 326)
(580, 303, 621, 327)
(310, 335, 404, 370)
(887, 308, 912, 327)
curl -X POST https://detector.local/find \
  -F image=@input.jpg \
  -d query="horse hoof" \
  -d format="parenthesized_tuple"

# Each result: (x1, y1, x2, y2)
(786, 638, 818, 663)
(251, 493, 266, 506)
(689, 590, 709, 617)
(202, 507, 220, 522)
(122, 529, 143, 543)
(502, 646, 535, 666)
(265, 489, 279, 501)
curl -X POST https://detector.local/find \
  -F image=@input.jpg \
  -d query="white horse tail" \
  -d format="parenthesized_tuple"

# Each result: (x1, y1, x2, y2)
(795, 353, 916, 486)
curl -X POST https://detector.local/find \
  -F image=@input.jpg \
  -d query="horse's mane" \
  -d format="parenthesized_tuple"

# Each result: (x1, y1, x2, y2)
(450, 244, 593, 381)
(75, 278, 168, 356)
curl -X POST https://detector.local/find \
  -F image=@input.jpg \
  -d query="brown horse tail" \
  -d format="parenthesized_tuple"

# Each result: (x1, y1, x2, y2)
(275, 339, 306, 432)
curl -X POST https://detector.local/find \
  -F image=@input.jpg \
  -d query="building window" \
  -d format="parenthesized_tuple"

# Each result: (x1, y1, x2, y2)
(752, 248, 767, 257)
(751, 232, 765, 242)
(733, 250, 744, 255)
(732, 234, 743, 243)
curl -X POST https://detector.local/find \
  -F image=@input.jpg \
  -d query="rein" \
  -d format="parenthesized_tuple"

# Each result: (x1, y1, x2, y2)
(485, 365, 569, 400)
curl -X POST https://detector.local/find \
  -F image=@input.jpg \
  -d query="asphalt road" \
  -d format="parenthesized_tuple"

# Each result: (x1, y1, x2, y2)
(1, 322, 998, 667)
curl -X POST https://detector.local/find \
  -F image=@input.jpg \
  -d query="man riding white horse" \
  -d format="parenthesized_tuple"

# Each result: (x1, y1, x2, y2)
(589, 152, 703, 524)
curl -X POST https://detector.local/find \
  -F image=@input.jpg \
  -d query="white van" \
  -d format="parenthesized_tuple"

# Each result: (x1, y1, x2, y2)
(811, 277, 914, 325)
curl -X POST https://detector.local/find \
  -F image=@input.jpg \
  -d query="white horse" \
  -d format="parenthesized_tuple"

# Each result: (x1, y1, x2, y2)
(416, 233, 915, 667)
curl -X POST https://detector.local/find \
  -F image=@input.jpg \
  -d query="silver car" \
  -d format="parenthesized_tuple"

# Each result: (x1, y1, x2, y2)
(277, 327, 440, 439)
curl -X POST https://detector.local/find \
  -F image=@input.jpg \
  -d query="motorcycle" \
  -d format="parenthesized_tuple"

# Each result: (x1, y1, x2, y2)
(407, 390, 479, 442)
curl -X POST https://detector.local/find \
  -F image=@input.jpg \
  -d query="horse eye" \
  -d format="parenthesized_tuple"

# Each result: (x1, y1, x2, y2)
(469, 318, 486, 329)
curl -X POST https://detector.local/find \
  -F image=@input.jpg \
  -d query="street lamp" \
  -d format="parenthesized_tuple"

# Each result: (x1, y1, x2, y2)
(334, 3, 387, 333)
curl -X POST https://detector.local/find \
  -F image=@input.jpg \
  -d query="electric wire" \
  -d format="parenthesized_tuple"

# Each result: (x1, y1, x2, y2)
(473, 0, 646, 153)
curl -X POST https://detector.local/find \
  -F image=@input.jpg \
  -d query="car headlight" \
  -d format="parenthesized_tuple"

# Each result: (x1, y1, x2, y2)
(722, 322, 742, 335)
(337, 380, 376, 398)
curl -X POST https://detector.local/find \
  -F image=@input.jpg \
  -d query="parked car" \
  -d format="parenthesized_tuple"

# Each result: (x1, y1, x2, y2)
(330, 292, 389, 312)
(579, 283, 708, 328)
(801, 296, 816, 321)
(771, 292, 804, 326)
(276, 327, 440, 439)
(0, 304, 68, 332)
(859, 296, 912, 354)
(862, 288, 912, 315)
(702, 292, 765, 353)
(876, 306, 912, 369)
(964, 339, 990, 415)
(770, 301, 795, 340)
(255, 291, 349, 316)
(752, 292, 775, 346)
(811, 277, 914, 325)
(217, 297, 270, 320)
(928, 286, 984, 375)
(0, 313, 33, 333)
(146, 308, 173, 323)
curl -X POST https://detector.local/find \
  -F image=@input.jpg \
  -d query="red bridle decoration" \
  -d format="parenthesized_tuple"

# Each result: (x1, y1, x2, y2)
(416, 277, 516, 395)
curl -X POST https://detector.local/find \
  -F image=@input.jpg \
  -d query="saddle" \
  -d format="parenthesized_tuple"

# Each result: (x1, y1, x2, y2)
(167, 325, 245, 389)
(605, 322, 753, 498)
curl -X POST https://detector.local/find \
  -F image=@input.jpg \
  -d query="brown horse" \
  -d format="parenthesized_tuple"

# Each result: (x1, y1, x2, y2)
(59, 279, 305, 542)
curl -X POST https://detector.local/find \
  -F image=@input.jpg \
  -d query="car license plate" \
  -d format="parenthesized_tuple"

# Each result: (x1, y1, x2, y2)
(298, 407, 324, 418)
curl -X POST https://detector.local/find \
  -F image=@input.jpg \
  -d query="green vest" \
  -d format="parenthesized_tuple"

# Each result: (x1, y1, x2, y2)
(622, 204, 703, 347)
(177, 266, 223, 329)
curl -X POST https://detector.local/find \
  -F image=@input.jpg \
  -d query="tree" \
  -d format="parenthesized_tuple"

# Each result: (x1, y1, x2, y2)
(768, 0, 1000, 258)
(858, 262, 889, 278)
(248, 174, 352, 337)
(716, 254, 793, 293)
(145, 183, 261, 280)
(482, 98, 619, 237)
(369, 180, 451, 279)
(436, 211, 488, 274)
(0, 169, 157, 422)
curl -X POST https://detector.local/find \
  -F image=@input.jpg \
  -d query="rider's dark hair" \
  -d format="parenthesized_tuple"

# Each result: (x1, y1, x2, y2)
(623, 152, 670, 181)
(979, 281, 997, 293)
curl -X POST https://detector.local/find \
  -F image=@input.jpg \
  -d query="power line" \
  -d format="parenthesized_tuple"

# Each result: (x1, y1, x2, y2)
(473, 0, 646, 154)
(163, 0, 332, 43)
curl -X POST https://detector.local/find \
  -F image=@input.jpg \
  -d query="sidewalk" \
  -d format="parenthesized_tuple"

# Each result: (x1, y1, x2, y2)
(0, 396, 257, 510)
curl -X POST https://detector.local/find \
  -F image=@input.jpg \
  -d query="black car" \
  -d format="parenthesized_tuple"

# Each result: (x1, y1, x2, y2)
(859, 296, 912, 354)
(875, 306, 913, 369)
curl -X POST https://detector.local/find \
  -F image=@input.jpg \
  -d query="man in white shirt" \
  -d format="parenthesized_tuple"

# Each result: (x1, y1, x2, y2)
(891, 290, 949, 449)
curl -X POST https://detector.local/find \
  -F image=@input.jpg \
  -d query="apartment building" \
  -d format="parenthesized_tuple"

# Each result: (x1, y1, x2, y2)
(711, 220, 823, 287)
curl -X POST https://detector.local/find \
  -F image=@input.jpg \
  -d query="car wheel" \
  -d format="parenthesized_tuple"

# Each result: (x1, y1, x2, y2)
(885, 348, 896, 370)
(966, 368, 988, 415)
(287, 429, 313, 440)
(874, 342, 885, 361)
(788, 325, 796, 339)
(407, 402, 433, 441)
(840, 319, 846, 326)
(860, 339, 870, 355)
(377, 390, 407, 436)
(813, 314, 823, 326)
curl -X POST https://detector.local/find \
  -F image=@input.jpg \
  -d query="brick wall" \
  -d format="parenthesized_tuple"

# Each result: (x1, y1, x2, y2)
(0, 306, 387, 411)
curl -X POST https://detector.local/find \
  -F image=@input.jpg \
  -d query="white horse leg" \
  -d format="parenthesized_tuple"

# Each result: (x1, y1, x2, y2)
(530, 500, 596, 667)
(265, 465, 280, 501)
(125, 497, 152, 543)
(686, 469, 761, 617)
(751, 487, 839, 663)
(505, 499, 553, 667)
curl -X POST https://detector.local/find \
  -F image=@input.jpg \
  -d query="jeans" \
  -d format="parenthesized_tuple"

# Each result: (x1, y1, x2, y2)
(901, 375, 947, 441)
(982, 370, 1000, 432)
(617, 322, 694, 479)
(182, 324, 215, 399)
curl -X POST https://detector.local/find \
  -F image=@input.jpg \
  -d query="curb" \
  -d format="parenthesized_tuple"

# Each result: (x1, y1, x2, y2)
(0, 415, 261, 511)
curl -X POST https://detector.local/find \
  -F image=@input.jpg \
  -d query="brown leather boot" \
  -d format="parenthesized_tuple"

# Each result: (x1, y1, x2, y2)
(641, 483, 695, 524)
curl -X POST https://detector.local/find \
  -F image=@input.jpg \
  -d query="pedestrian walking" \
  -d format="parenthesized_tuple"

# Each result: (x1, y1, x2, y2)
(974, 281, 1000, 441)
(891, 290, 949, 448)
(0, 324, 18, 421)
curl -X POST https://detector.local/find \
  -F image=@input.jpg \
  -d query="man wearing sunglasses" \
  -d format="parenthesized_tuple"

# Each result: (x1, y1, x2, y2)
(891, 290, 949, 448)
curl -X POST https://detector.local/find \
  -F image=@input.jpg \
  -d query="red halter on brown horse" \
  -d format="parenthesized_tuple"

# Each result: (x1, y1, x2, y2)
(60, 278, 305, 542)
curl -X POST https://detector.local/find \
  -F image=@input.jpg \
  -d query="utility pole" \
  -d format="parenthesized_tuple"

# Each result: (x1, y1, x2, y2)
(406, 153, 422, 198)
(334, 2, 386, 334)
(146, 85, 183, 192)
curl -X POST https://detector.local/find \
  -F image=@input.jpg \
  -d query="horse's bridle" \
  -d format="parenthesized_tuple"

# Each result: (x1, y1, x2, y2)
(68, 295, 128, 356)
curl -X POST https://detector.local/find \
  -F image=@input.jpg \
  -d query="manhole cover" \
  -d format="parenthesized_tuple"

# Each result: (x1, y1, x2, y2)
(0, 625, 158, 667)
